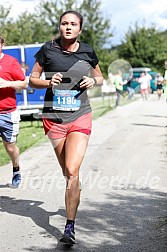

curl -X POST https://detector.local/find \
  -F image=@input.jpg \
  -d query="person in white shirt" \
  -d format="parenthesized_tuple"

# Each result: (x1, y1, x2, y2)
(138, 72, 149, 100)
(145, 71, 152, 94)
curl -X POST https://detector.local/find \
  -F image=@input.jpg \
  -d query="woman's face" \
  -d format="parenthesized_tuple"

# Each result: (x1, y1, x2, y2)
(59, 13, 82, 41)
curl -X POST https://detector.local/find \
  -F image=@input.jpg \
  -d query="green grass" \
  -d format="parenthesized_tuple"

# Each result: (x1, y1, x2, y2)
(90, 97, 114, 120)
(0, 120, 45, 166)
(0, 95, 127, 166)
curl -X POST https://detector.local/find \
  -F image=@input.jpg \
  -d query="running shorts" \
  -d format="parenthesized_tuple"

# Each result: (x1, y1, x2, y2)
(141, 88, 148, 92)
(0, 109, 20, 142)
(157, 84, 163, 90)
(43, 112, 92, 139)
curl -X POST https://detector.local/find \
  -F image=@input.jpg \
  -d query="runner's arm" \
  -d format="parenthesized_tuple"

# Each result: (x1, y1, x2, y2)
(29, 62, 51, 89)
(0, 78, 27, 90)
(90, 64, 103, 86)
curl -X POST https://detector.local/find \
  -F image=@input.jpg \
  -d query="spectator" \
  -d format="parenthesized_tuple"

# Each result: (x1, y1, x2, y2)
(137, 72, 149, 100)
(145, 70, 152, 94)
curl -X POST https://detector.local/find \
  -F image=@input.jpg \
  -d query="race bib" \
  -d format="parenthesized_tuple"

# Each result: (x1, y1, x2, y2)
(53, 89, 81, 111)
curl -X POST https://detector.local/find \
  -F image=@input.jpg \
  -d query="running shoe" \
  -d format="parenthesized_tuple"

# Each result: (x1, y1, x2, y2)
(60, 224, 76, 245)
(12, 173, 21, 188)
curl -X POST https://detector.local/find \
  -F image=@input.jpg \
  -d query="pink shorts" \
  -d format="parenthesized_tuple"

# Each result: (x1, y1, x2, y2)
(141, 88, 148, 92)
(43, 113, 92, 139)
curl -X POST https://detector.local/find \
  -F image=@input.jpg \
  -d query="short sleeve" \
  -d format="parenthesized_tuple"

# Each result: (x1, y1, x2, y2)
(11, 58, 25, 80)
(89, 48, 99, 68)
(79, 43, 99, 68)
(34, 44, 47, 67)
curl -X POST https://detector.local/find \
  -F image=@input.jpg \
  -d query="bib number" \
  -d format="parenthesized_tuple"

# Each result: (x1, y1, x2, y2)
(53, 89, 81, 111)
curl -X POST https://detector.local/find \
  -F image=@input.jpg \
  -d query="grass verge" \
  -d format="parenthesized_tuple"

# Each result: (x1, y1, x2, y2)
(0, 120, 45, 166)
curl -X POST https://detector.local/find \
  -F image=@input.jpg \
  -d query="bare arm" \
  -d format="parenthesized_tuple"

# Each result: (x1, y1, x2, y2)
(29, 62, 51, 89)
(90, 64, 104, 86)
(0, 78, 27, 90)
(79, 64, 103, 89)
(30, 62, 104, 90)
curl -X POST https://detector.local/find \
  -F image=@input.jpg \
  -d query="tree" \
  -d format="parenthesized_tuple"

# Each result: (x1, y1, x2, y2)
(0, 0, 114, 76)
(0, 4, 15, 44)
(78, 0, 113, 75)
(34, 0, 113, 75)
(78, 0, 112, 50)
(118, 22, 167, 71)
(34, 0, 79, 38)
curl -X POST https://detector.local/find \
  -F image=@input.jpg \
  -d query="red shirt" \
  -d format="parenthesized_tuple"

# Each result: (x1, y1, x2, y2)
(0, 54, 25, 113)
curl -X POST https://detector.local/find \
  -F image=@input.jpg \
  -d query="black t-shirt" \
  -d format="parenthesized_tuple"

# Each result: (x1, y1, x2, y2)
(34, 38, 99, 123)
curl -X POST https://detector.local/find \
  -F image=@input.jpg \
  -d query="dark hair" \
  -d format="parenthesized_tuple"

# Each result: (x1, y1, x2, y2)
(0, 34, 5, 44)
(59, 10, 83, 29)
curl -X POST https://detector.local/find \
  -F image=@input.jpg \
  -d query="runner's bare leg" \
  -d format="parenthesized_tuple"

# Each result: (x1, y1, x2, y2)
(51, 132, 89, 220)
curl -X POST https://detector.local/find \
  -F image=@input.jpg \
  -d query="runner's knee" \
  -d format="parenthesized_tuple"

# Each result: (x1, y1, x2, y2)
(65, 175, 80, 189)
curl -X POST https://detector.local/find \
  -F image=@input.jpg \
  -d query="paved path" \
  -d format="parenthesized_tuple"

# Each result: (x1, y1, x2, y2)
(0, 94, 167, 251)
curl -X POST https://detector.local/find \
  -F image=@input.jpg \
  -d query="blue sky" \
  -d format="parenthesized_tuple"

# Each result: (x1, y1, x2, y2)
(5, 0, 167, 45)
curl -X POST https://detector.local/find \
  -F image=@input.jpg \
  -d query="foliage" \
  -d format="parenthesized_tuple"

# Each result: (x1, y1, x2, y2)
(0, 0, 113, 77)
(78, 0, 112, 50)
(99, 48, 119, 79)
(118, 22, 167, 72)
(78, 0, 113, 76)
(35, 0, 78, 36)
(0, 120, 45, 166)
(1, 2, 167, 76)
(34, 0, 113, 75)
(0, 4, 14, 43)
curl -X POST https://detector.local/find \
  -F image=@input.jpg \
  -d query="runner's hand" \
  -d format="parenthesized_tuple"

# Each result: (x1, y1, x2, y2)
(79, 76, 95, 89)
(50, 72, 63, 86)
(0, 78, 8, 88)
